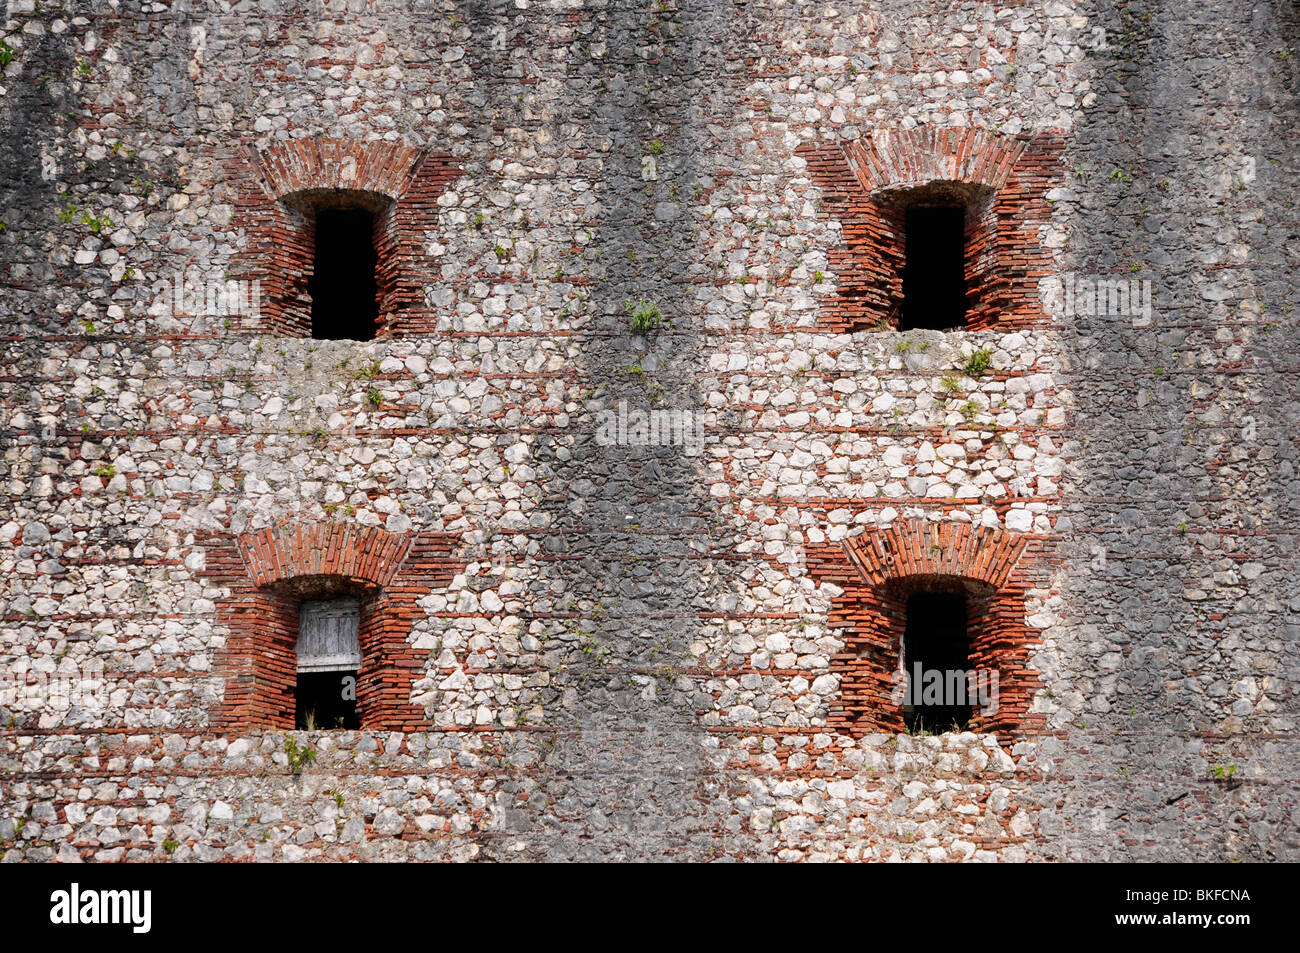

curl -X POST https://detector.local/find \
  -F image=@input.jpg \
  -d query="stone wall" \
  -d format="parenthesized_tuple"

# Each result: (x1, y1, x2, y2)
(0, 0, 1295, 862)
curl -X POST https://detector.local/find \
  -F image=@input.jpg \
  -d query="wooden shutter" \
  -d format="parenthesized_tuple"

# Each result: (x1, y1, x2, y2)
(296, 598, 362, 673)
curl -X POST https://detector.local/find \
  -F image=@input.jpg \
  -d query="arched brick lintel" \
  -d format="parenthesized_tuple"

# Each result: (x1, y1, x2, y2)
(844, 127, 1028, 196)
(236, 523, 412, 591)
(842, 519, 1028, 591)
(246, 137, 429, 201)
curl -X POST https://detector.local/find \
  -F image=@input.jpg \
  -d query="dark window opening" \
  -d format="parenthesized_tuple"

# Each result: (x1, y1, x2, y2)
(902, 590, 971, 733)
(296, 670, 359, 730)
(295, 597, 361, 730)
(900, 205, 967, 331)
(309, 208, 378, 341)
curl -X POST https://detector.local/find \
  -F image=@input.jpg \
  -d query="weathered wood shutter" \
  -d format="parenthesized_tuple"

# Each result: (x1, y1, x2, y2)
(296, 598, 362, 673)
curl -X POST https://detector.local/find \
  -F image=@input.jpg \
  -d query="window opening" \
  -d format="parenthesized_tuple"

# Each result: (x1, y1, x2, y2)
(309, 208, 378, 341)
(900, 205, 968, 331)
(295, 596, 361, 729)
(902, 590, 971, 732)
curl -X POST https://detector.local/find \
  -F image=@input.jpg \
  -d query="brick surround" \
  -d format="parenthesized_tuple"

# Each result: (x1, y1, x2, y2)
(204, 524, 462, 731)
(800, 128, 1066, 333)
(225, 138, 460, 337)
(809, 519, 1046, 739)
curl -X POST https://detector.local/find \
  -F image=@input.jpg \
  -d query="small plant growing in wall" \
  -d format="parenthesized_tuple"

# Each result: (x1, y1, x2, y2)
(888, 407, 904, 435)
(581, 638, 607, 666)
(626, 299, 663, 334)
(0, 41, 15, 67)
(961, 348, 994, 378)
(80, 209, 114, 233)
(161, 837, 179, 855)
(365, 387, 383, 409)
(353, 358, 382, 381)
(894, 338, 928, 355)
(283, 735, 317, 775)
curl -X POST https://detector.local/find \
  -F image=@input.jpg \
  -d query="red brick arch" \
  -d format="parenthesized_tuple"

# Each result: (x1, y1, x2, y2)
(249, 138, 432, 198)
(807, 519, 1045, 738)
(843, 127, 1027, 195)
(798, 126, 1065, 333)
(205, 523, 461, 732)
(842, 519, 1027, 590)
(226, 136, 460, 337)
(236, 523, 412, 591)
